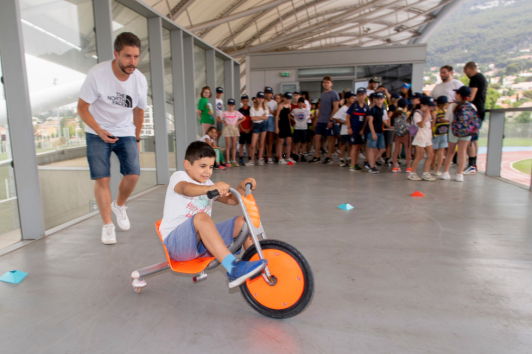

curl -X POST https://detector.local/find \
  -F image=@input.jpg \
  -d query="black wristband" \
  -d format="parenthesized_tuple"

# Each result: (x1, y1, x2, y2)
(136, 139, 140, 142)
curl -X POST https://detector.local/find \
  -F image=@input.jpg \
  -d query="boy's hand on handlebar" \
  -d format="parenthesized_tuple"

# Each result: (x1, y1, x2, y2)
(239, 178, 256, 191)
(209, 182, 231, 197)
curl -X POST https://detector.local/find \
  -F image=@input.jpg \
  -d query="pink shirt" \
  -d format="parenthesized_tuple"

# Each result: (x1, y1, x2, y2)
(220, 111, 244, 126)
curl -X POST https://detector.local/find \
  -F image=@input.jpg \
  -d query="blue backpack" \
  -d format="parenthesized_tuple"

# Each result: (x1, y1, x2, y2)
(451, 103, 480, 137)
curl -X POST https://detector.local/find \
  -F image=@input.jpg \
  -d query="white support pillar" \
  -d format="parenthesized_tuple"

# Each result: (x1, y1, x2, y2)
(486, 112, 504, 178)
(170, 29, 188, 171)
(206, 49, 216, 115)
(0, 0, 45, 239)
(148, 16, 170, 184)
(234, 62, 241, 97)
(411, 63, 424, 93)
(183, 36, 197, 143)
(224, 60, 234, 99)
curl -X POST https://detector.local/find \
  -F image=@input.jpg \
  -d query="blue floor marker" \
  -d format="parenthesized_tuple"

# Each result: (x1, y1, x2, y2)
(0, 270, 28, 284)
(338, 203, 354, 211)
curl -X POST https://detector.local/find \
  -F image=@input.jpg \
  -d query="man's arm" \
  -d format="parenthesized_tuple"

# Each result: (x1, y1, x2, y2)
(77, 98, 117, 143)
(468, 87, 478, 102)
(329, 101, 340, 121)
(133, 107, 144, 142)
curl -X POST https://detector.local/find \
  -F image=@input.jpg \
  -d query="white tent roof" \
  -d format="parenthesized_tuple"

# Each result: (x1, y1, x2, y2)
(143, 0, 463, 60)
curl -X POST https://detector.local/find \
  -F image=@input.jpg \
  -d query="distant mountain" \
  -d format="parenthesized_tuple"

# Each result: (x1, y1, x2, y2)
(426, 0, 532, 69)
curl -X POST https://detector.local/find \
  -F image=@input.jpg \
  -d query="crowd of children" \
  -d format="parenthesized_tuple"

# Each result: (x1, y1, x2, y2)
(198, 71, 481, 182)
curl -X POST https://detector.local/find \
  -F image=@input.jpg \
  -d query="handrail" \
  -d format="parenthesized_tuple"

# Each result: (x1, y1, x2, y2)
(486, 107, 532, 113)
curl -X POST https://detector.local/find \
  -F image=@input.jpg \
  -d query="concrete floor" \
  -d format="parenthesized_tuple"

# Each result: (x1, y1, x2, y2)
(1, 161, 531, 353)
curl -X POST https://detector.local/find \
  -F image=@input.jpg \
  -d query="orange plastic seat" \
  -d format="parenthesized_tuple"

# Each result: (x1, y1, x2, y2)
(155, 220, 215, 274)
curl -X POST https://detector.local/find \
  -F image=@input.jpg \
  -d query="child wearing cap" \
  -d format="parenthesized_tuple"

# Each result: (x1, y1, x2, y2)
(429, 96, 449, 176)
(346, 87, 369, 172)
(333, 91, 356, 167)
(390, 98, 412, 173)
(264, 87, 277, 164)
(290, 97, 311, 162)
(246, 92, 269, 166)
(238, 95, 253, 165)
(215, 87, 224, 145)
(275, 92, 296, 165)
(409, 96, 436, 181)
(366, 92, 389, 174)
(216, 99, 245, 167)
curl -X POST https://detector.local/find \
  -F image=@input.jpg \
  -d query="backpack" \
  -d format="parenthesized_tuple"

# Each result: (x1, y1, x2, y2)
(433, 122, 450, 136)
(451, 103, 480, 137)
(394, 112, 409, 137)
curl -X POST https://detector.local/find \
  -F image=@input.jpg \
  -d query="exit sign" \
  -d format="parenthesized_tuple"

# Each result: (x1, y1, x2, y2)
(280, 72, 290, 77)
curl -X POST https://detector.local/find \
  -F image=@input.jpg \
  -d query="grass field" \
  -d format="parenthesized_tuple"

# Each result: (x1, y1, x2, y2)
(477, 138, 532, 147)
(512, 159, 532, 175)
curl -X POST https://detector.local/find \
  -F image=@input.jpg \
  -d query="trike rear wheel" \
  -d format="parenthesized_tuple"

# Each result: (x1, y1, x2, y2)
(240, 240, 314, 319)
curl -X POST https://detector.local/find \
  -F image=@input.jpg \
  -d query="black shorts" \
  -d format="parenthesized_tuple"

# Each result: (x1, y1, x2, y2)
(349, 133, 366, 146)
(239, 132, 252, 145)
(293, 129, 307, 144)
(340, 135, 350, 145)
(384, 130, 395, 146)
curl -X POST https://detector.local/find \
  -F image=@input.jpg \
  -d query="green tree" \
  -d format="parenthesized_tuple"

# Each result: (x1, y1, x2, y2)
(506, 62, 521, 75)
(485, 87, 501, 110)
(460, 75, 470, 86)
(514, 111, 531, 123)
(523, 90, 532, 99)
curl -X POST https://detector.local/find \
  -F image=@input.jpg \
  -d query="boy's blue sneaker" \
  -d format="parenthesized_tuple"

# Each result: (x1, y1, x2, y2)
(227, 259, 268, 288)
(239, 157, 244, 165)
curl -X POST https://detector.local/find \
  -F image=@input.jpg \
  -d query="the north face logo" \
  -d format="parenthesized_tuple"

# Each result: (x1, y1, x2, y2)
(108, 92, 133, 108)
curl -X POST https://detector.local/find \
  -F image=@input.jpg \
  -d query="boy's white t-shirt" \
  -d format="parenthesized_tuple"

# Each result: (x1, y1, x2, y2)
(159, 171, 215, 240)
(215, 98, 224, 119)
(266, 99, 278, 117)
(291, 108, 311, 130)
(333, 105, 350, 135)
(79, 60, 148, 137)
(250, 106, 267, 123)
(200, 134, 213, 144)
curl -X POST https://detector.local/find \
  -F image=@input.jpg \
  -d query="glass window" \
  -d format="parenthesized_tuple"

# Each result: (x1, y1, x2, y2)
(194, 45, 206, 140)
(112, 2, 157, 195)
(298, 66, 354, 79)
(0, 56, 22, 249)
(20, 0, 98, 229)
(356, 64, 413, 93)
(163, 28, 175, 173)
(500, 111, 532, 188)
(216, 56, 225, 94)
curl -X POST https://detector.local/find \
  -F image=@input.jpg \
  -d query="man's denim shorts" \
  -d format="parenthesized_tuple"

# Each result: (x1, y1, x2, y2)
(86, 133, 140, 180)
(252, 121, 268, 134)
(163, 215, 237, 261)
(367, 132, 385, 149)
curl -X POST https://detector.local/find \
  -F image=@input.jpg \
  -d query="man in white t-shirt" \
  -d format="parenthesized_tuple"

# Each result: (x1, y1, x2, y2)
(78, 32, 148, 245)
(366, 78, 379, 96)
(431, 65, 463, 102)
(215, 87, 224, 144)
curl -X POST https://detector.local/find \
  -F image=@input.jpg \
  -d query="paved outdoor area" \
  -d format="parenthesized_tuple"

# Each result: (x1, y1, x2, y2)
(0, 162, 531, 353)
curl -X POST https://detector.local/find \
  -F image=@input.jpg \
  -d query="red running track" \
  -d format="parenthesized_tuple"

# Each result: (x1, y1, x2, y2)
(478, 151, 531, 187)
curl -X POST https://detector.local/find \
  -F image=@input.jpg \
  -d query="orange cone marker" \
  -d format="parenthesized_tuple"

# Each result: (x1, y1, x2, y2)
(410, 191, 425, 197)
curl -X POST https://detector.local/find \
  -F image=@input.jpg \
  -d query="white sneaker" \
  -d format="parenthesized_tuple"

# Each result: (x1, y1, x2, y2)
(278, 158, 288, 165)
(408, 173, 422, 181)
(245, 160, 255, 166)
(267, 158, 274, 164)
(339, 158, 346, 167)
(101, 224, 116, 245)
(111, 201, 130, 231)
(288, 158, 297, 164)
(463, 166, 477, 175)
(440, 172, 451, 180)
(429, 169, 436, 174)
(456, 174, 464, 182)
(258, 158, 265, 166)
(359, 153, 366, 160)
(422, 172, 436, 181)
(432, 171, 442, 176)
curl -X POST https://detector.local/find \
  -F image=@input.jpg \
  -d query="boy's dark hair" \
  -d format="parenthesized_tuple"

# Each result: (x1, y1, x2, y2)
(298, 97, 305, 103)
(185, 141, 216, 164)
(207, 126, 217, 133)
(323, 75, 333, 82)
(114, 32, 141, 53)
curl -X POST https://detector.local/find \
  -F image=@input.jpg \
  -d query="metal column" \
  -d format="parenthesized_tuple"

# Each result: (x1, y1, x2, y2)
(224, 59, 234, 100)
(170, 29, 187, 171)
(206, 49, 216, 113)
(485, 112, 505, 177)
(234, 62, 241, 97)
(183, 36, 197, 143)
(93, 0, 121, 200)
(0, 0, 45, 239)
(148, 16, 169, 184)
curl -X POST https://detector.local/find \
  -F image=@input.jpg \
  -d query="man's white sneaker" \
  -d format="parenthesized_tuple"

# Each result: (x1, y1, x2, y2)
(463, 166, 477, 175)
(101, 224, 116, 245)
(111, 201, 130, 231)
(455, 174, 464, 182)
(440, 172, 451, 180)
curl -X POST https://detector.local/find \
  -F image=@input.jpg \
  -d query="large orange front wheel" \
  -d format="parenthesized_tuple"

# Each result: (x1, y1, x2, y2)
(240, 240, 314, 319)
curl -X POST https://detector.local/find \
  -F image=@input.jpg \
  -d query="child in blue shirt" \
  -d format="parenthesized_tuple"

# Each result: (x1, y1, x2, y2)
(346, 87, 370, 171)
(159, 141, 267, 288)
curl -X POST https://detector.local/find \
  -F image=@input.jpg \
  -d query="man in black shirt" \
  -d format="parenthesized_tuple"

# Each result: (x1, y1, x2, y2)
(463, 61, 488, 175)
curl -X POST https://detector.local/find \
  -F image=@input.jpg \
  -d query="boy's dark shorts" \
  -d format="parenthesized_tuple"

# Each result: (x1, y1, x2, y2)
(349, 132, 366, 146)
(239, 132, 252, 145)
